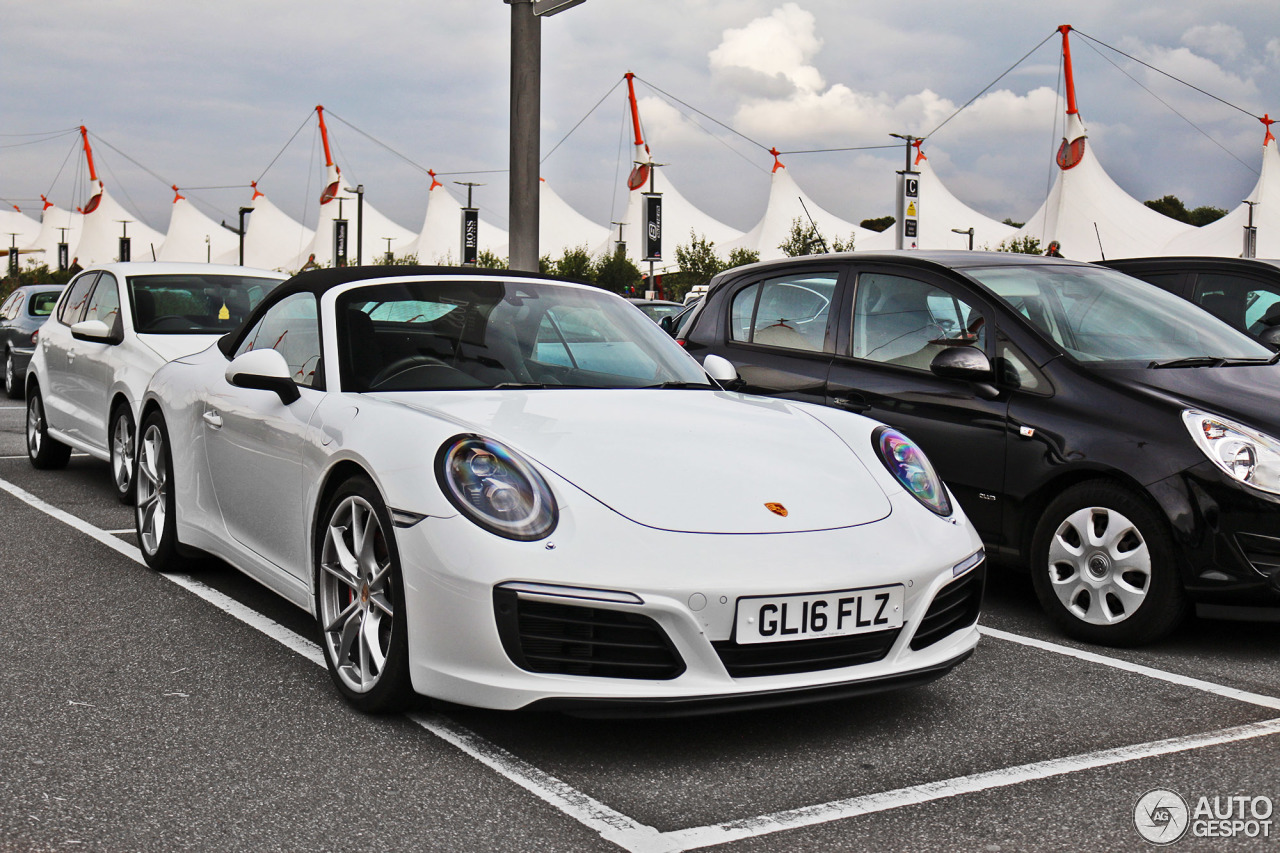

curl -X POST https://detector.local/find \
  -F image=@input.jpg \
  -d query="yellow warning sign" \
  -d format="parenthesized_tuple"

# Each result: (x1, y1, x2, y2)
(218, 303, 230, 321)
(907, 202, 917, 217)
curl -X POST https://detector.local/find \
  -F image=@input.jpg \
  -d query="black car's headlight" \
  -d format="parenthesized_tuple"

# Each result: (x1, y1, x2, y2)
(1183, 410, 1280, 495)
(436, 435, 558, 540)
(872, 426, 952, 517)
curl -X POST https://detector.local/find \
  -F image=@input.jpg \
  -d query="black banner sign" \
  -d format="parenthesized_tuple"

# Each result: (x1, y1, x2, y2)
(57, 242, 69, 271)
(643, 193, 662, 261)
(334, 219, 349, 267)
(118, 237, 131, 263)
(460, 208, 479, 265)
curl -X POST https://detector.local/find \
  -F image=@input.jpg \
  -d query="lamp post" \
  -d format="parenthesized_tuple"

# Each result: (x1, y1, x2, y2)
(951, 227, 974, 250)
(506, 0, 589, 271)
(221, 206, 254, 266)
(889, 133, 920, 250)
(344, 184, 364, 265)
(1244, 200, 1258, 259)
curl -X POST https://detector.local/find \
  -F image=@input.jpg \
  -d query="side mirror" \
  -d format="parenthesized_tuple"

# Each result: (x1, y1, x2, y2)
(226, 348, 301, 404)
(659, 315, 676, 336)
(71, 319, 120, 345)
(930, 346, 1000, 399)
(703, 353, 740, 385)
(1260, 325, 1280, 348)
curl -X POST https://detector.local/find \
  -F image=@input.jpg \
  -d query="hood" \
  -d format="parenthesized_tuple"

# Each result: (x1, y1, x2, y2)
(373, 389, 893, 534)
(136, 333, 224, 363)
(1113, 363, 1280, 435)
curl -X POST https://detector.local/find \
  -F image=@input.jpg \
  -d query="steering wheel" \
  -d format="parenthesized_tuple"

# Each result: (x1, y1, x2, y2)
(369, 354, 449, 388)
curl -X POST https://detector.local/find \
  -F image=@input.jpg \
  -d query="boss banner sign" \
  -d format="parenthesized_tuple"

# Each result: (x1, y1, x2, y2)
(461, 208, 479, 265)
(333, 219, 349, 267)
(643, 193, 662, 262)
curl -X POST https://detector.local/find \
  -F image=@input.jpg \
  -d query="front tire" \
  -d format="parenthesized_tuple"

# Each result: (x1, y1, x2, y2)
(1030, 481, 1187, 646)
(26, 386, 71, 469)
(315, 476, 412, 713)
(4, 350, 20, 399)
(135, 411, 182, 572)
(110, 404, 137, 504)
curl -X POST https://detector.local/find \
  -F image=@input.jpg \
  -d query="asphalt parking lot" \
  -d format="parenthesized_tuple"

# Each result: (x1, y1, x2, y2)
(1, 401, 1277, 851)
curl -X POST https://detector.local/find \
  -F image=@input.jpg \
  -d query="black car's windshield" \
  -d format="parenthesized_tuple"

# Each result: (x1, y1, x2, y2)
(337, 279, 715, 392)
(129, 274, 284, 334)
(967, 264, 1273, 367)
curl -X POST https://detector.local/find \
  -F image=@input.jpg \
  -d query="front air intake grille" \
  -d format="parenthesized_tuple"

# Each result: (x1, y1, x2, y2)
(712, 628, 900, 678)
(1236, 532, 1280, 583)
(909, 562, 986, 651)
(493, 590, 685, 680)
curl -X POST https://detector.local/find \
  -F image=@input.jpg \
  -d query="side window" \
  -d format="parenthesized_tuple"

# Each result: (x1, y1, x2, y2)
(728, 273, 837, 351)
(1192, 273, 1267, 330)
(58, 273, 98, 325)
(996, 339, 1050, 395)
(852, 273, 985, 370)
(83, 273, 121, 333)
(0, 293, 20, 321)
(234, 293, 322, 388)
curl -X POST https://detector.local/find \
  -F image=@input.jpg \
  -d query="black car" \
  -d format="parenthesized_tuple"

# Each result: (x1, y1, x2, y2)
(0, 283, 65, 398)
(683, 250, 1280, 645)
(1101, 256, 1280, 346)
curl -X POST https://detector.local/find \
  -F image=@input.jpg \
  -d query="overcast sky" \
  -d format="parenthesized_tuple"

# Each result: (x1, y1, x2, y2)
(3, 0, 1278, 249)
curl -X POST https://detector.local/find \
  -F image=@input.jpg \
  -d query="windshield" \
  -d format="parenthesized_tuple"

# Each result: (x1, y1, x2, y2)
(337, 279, 715, 392)
(128, 274, 284, 334)
(966, 264, 1273, 366)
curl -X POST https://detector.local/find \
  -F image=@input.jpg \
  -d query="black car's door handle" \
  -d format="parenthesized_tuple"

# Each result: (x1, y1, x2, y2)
(831, 392, 870, 412)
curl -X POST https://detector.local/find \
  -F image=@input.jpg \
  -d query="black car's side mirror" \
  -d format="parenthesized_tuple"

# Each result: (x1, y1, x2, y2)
(930, 346, 1000, 399)
(659, 315, 676, 336)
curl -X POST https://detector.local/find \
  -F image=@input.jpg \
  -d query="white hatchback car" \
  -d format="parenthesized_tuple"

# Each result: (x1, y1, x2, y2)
(25, 262, 287, 501)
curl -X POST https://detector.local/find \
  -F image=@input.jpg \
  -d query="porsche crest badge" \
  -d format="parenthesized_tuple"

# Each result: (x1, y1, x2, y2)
(765, 502, 788, 517)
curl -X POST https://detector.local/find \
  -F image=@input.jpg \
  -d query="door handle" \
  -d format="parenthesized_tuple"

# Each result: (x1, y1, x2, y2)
(831, 393, 870, 412)
(202, 410, 223, 429)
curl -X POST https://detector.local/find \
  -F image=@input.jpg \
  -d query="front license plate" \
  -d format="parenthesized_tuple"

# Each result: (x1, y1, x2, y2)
(733, 585, 905, 645)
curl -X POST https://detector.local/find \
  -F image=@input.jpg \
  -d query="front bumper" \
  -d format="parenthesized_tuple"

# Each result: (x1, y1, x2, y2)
(394, 490, 984, 711)
(1149, 462, 1280, 605)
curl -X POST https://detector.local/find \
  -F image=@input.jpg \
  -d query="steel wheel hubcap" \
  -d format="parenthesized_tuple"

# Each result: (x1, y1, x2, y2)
(135, 424, 168, 555)
(27, 397, 42, 455)
(112, 414, 134, 492)
(318, 495, 394, 694)
(1047, 505, 1150, 625)
(5, 356, 12, 392)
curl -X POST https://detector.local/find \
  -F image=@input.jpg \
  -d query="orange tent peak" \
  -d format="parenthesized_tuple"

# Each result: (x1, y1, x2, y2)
(12, 204, 20, 213)
(251, 180, 264, 200)
(171, 185, 185, 203)
(1262, 114, 1276, 146)
(913, 139, 927, 165)
(41, 195, 53, 211)
(769, 147, 785, 172)
(428, 169, 442, 191)
(1059, 25, 1079, 116)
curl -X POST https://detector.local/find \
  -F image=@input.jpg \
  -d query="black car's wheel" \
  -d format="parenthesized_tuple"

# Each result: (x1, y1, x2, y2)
(1030, 481, 1187, 646)
(315, 476, 412, 713)
(26, 386, 71, 469)
(135, 412, 182, 572)
(110, 404, 137, 504)
(4, 350, 21, 399)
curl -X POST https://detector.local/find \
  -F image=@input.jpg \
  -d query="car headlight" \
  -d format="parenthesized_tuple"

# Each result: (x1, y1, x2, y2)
(872, 426, 952, 516)
(1183, 410, 1280, 495)
(436, 435, 558, 540)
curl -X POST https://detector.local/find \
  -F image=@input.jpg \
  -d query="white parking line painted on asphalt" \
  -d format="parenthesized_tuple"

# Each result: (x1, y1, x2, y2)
(4, 471, 1278, 853)
(664, 717, 1280, 850)
(980, 626, 1280, 711)
(0, 453, 90, 460)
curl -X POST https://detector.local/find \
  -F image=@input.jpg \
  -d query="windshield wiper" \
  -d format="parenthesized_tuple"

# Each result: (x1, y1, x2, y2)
(491, 382, 548, 389)
(638, 381, 713, 389)
(1149, 353, 1280, 369)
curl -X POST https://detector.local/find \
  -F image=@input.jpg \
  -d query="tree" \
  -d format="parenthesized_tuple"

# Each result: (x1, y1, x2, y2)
(726, 248, 760, 269)
(547, 246, 595, 284)
(374, 252, 420, 266)
(1144, 194, 1227, 227)
(1002, 217, 1025, 228)
(860, 215, 894, 233)
(1, 261, 77, 301)
(593, 249, 642, 295)
(779, 218, 855, 256)
(994, 235, 1042, 255)
(475, 250, 507, 269)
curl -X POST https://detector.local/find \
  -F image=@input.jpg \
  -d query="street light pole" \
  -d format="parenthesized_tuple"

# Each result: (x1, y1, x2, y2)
(951, 227, 975, 250)
(344, 185, 364, 265)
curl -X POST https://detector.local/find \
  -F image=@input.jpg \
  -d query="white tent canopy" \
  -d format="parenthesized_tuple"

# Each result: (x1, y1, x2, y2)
(293, 164, 417, 270)
(21, 199, 82, 267)
(723, 158, 873, 260)
(157, 190, 239, 263)
(213, 183, 314, 271)
(409, 172, 508, 265)
(1, 207, 42, 258)
(540, 178, 608, 259)
(1011, 112, 1185, 261)
(1162, 124, 1280, 258)
(599, 167, 742, 272)
(72, 181, 165, 265)
(861, 147, 1016, 251)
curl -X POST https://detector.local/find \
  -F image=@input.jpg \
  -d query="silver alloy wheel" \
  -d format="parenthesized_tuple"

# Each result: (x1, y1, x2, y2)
(5, 353, 13, 395)
(1046, 505, 1151, 625)
(135, 423, 168, 556)
(27, 394, 42, 457)
(318, 495, 395, 694)
(111, 411, 135, 495)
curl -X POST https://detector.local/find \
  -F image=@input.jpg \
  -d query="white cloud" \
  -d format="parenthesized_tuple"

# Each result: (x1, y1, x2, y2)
(709, 3, 825, 96)
(1268, 38, 1280, 66)
(1181, 23, 1247, 61)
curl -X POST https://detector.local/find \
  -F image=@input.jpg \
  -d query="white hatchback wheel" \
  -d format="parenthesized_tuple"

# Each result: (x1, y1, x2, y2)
(111, 407, 136, 502)
(135, 423, 169, 557)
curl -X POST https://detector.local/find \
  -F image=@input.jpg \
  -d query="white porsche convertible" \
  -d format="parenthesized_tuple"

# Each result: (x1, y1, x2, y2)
(136, 267, 984, 715)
